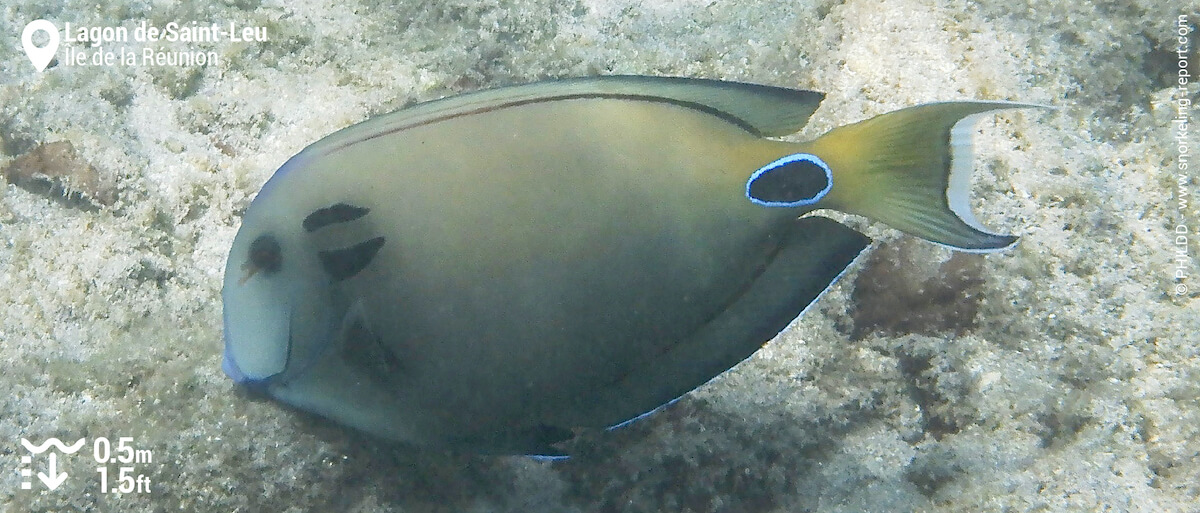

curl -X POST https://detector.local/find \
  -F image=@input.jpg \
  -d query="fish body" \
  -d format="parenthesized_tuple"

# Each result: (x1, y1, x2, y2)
(222, 76, 1039, 454)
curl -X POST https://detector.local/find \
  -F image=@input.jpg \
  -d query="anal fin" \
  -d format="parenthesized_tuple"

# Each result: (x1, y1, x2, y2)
(577, 216, 871, 428)
(452, 424, 575, 458)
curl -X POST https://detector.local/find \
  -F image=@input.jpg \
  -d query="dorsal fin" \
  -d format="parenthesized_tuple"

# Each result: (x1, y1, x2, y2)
(312, 76, 825, 155)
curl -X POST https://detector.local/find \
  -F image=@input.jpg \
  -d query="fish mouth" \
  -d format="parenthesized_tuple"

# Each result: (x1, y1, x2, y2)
(221, 342, 268, 389)
(221, 307, 293, 389)
(221, 298, 342, 390)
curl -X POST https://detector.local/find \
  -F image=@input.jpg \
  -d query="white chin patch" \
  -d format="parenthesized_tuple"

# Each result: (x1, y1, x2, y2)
(222, 286, 291, 383)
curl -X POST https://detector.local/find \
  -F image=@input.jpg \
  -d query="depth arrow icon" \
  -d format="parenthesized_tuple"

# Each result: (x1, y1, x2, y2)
(37, 453, 68, 490)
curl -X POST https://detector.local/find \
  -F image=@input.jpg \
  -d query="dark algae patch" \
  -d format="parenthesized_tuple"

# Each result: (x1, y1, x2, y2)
(849, 238, 986, 340)
(3, 140, 117, 210)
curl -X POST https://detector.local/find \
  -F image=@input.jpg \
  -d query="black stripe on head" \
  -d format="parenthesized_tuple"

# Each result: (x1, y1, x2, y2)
(318, 237, 385, 281)
(303, 203, 371, 232)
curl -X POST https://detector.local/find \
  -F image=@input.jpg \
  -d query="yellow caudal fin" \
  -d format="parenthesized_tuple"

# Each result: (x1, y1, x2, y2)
(809, 101, 1047, 252)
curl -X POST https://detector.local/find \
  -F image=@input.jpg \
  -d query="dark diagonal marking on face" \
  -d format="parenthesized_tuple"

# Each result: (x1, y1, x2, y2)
(303, 203, 371, 233)
(318, 236, 385, 281)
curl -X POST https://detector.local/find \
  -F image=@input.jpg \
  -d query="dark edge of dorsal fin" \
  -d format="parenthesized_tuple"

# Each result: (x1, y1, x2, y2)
(312, 76, 826, 155)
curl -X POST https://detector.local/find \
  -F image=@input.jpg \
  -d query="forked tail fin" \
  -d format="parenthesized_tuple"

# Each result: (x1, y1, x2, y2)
(809, 101, 1046, 252)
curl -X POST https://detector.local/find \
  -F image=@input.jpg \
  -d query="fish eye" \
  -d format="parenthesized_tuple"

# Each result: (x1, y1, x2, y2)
(247, 234, 283, 275)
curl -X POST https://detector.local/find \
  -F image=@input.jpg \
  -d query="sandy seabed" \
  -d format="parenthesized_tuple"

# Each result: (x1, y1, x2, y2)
(1, 0, 1197, 511)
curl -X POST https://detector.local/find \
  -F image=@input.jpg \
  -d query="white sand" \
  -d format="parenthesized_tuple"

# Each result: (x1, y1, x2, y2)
(2, 0, 1196, 511)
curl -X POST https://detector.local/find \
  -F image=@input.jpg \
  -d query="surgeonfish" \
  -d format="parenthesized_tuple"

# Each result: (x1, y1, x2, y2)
(221, 75, 1041, 455)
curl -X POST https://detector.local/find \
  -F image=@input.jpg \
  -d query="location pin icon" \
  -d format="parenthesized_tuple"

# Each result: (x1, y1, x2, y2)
(22, 20, 59, 72)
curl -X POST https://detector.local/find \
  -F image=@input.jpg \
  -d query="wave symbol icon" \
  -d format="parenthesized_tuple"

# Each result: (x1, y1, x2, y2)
(21, 438, 86, 454)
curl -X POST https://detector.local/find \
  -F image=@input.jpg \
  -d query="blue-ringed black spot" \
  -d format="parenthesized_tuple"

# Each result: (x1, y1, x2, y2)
(746, 153, 833, 207)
